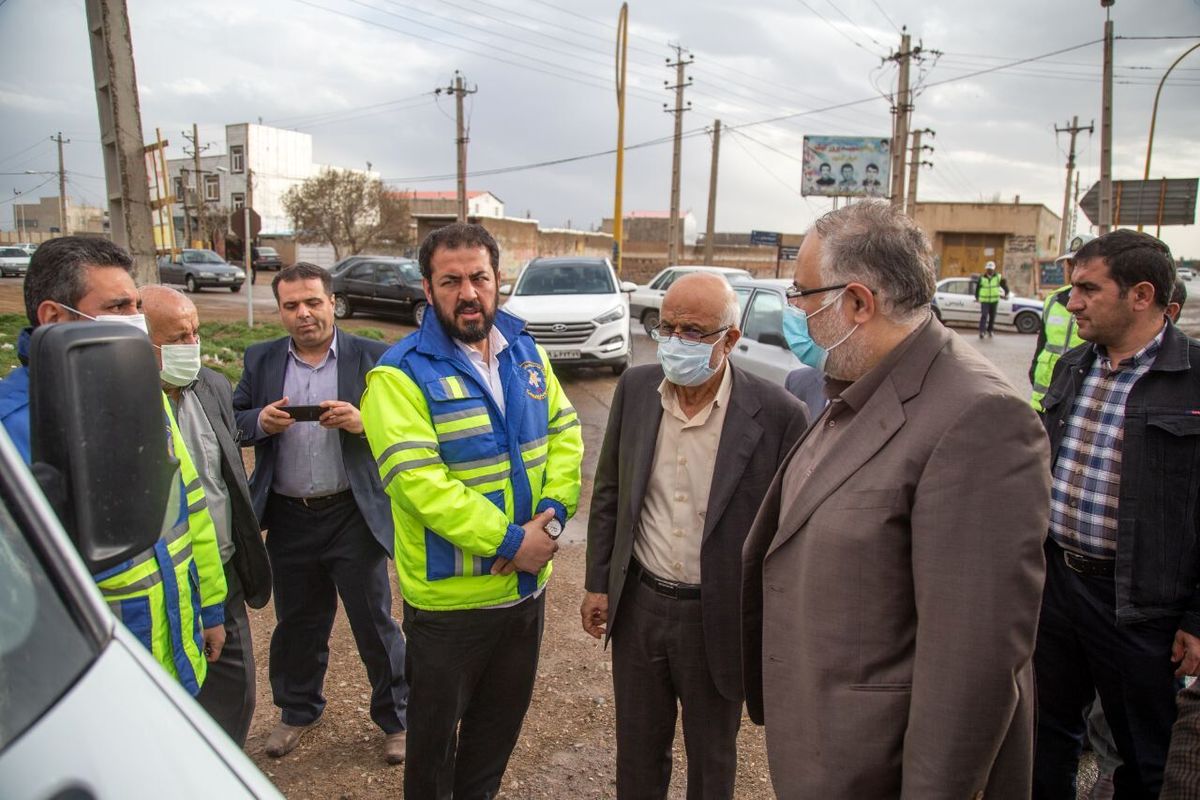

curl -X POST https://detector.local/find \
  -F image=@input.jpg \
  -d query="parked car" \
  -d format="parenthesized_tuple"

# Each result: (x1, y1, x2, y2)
(726, 279, 803, 385)
(0, 246, 31, 277)
(630, 265, 753, 335)
(251, 246, 283, 273)
(500, 257, 637, 375)
(1178, 266, 1195, 282)
(329, 254, 380, 276)
(157, 249, 245, 293)
(0, 323, 282, 799)
(331, 257, 426, 324)
(933, 276, 1043, 334)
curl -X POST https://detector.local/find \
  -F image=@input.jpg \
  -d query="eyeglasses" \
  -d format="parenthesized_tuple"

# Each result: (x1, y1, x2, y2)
(650, 324, 730, 346)
(785, 282, 849, 300)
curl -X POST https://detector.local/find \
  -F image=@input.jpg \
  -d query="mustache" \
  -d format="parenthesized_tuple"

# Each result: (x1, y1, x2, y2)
(455, 300, 483, 314)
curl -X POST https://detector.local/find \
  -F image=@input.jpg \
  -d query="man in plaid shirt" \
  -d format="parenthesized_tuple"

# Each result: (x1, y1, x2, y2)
(1034, 229, 1200, 798)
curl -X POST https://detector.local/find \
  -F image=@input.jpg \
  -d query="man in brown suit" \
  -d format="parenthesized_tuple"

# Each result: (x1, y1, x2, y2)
(584, 273, 808, 798)
(741, 201, 1051, 798)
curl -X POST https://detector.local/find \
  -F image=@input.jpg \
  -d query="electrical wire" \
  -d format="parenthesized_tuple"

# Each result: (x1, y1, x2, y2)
(821, 0, 887, 50)
(870, 0, 901, 35)
(1, 176, 57, 205)
(795, 0, 887, 57)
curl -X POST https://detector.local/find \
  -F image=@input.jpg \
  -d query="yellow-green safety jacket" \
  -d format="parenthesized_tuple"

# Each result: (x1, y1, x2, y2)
(978, 272, 1004, 303)
(93, 394, 227, 695)
(361, 309, 584, 611)
(1029, 287, 1085, 412)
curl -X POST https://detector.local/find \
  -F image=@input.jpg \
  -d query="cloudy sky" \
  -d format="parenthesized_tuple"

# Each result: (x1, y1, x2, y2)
(1, 0, 1198, 256)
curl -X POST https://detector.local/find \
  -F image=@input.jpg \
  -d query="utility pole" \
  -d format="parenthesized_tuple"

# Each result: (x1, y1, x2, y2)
(85, 0, 157, 282)
(1099, 2, 1115, 233)
(1055, 116, 1093, 253)
(612, 2, 628, 274)
(436, 72, 476, 222)
(52, 132, 70, 235)
(181, 124, 210, 247)
(1073, 172, 1081, 238)
(664, 45, 693, 265)
(906, 128, 934, 213)
(888, 29, 916, 210)
(703, 119, 721, 264)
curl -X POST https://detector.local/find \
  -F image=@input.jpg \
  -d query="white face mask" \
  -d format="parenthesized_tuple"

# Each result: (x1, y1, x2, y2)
(57, 302, 148, 335)
(159, 343, 202, 387)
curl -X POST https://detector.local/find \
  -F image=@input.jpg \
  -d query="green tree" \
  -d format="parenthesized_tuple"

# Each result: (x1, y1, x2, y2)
(282, 170, 411, 260)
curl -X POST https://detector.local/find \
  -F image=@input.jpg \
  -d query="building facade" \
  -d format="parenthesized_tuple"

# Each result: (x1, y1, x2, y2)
(11, 196, 109, 236)
(400, 190, 504, 219)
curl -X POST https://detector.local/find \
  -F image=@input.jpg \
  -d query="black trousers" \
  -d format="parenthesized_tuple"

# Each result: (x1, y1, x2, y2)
(979, 301, 999, 334)
(611, 572, 741, 800)
(1033, 540, 1180, 799)
(264, 491, 408, 733)
(402, 592, 545, 800)
(196, 562, 256, 746)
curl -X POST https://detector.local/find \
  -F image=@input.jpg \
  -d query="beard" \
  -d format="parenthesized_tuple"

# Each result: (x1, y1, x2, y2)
(810, 300, 867, 381)
(435, 296, 496, 344)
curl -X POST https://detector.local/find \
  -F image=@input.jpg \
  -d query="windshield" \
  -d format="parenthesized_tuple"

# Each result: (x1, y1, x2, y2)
(182, 250, 225, 264)
(516, 263, 615, 296)
(0, 478, 94, 749)
(257, 247, 278, 257)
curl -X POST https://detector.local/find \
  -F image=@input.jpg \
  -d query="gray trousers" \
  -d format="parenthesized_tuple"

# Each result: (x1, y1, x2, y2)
(611, 573, 742, 800)
(196, 563, 256, 746)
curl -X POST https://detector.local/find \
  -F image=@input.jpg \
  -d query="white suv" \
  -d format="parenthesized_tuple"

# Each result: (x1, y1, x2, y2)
(500, 257, 637, 375)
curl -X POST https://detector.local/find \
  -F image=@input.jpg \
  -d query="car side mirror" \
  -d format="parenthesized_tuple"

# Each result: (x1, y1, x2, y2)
(759, 331, 788, 349)
(620, 281, 638, 293)
(29, 323, 174, 574)
(499, 284, 513, 296)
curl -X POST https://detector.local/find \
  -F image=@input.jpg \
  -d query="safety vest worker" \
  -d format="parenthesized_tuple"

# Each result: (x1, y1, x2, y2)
(1029, 288, 1085, 412)
(978, 270, 1004, 303)
(361, 308, 584, 611)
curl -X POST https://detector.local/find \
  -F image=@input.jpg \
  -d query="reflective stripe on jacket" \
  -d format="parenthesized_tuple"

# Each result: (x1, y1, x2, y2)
(1030, 289, 1085, 412)
(361, 309, 584, 612)
(978, 273, 1003, 303)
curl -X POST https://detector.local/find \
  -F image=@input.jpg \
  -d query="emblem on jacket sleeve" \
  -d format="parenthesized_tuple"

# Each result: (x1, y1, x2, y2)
(521, 361, 548, 400)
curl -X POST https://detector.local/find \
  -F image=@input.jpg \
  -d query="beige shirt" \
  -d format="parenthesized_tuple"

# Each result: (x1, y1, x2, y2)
(633, 364, 733, 585)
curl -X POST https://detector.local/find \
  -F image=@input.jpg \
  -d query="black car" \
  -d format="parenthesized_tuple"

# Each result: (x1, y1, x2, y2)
(157, 249, 246, 293)
(252, 246, 284, 273)
(331, 257, 426, 324)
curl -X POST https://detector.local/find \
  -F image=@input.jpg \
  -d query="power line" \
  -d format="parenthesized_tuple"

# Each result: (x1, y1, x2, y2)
(821, 0, 887, 50)
(870, 0, 901, 35)
(922, 39, 1104, 90)
(1, 176, 57, 205)
(267, 91, 436, 127)
(795, 0, 887, 57)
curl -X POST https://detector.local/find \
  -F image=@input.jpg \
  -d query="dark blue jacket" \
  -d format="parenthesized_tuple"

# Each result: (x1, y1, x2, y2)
(1043, 320, 1200, 634)
(232, 328, 394, 557)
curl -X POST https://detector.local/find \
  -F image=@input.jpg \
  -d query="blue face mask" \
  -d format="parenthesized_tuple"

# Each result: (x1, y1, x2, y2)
(781, 290, 855, 372)
(656, 333, 726, 387)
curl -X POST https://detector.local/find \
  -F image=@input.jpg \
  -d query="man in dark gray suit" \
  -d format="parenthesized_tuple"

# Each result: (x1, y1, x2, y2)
(142, 285, 272, 746)
(232, 263, 408, 764)
(583, 272, 808, 799)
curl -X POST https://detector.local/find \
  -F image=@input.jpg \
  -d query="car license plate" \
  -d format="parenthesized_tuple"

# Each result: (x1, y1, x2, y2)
(219, 276, 233, 282)
(549, 350, 581, 360)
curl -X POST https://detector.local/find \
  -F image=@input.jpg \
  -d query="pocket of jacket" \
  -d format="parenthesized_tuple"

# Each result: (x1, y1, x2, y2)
(848, 682, 912, 693)
(115, 595, 154, 652)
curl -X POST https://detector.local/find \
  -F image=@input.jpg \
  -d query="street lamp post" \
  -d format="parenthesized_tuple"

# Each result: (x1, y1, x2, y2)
(1139, 41, 1200, 235)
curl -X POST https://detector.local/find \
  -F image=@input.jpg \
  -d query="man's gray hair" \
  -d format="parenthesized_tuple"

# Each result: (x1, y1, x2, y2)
(810, 201, 935, 322)
(719, 281, 740, 329)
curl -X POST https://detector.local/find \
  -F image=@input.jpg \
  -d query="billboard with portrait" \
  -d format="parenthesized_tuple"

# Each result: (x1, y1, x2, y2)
(802, 136, 892, 198)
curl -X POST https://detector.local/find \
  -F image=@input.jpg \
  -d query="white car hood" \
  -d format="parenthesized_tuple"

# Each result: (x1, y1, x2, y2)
(503, 293, 625, 324)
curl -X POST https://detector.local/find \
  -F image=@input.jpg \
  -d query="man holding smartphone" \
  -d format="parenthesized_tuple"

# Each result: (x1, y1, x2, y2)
(233, 262, 409, 765)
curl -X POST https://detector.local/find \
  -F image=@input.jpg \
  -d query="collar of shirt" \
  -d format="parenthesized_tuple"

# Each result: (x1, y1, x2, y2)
(1095, 321, 1166, 374)
(455, 325, 509, 370)
(657, 359, 733, 427)
(287, 329, 338, 370)
(826, 315, 930, 415)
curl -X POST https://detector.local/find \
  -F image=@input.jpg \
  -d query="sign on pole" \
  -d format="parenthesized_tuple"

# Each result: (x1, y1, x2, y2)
(1079, 178, 1198, 227)
(750, 230, 781, 247)
(802, 136, 891, 198)
(230, 208, 262, 241)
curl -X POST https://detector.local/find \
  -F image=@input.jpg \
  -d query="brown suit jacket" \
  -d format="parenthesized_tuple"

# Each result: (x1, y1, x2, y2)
(586, 362, 808, 700)
(741, 318, 1050, 799)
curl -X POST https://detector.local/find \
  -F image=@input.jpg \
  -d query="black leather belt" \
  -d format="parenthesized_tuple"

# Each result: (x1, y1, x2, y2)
(630, 559, 701, 600)
(1061, 548, 1115, 577)
(276, 490, 353, 510)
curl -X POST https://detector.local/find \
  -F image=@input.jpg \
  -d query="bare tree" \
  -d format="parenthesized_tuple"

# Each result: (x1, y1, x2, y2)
(282, 169, 411, 260)
(197, 204, 230, 251)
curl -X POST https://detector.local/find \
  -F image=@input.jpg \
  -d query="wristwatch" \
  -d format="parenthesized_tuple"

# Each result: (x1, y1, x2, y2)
(545, 518, 563, 540)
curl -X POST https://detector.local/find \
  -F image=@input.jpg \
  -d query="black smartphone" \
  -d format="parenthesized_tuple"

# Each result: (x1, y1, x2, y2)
(284, 405, 326, 422)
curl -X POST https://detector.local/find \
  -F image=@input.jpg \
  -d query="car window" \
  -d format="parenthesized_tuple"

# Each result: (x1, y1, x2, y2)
(376, 267, 400, 287)
(734, 287, 752, 317)
(397, 262, 421, 282)
(182, 250, 223, 265)
(257, 247, 278, 257)
(942, 279, 972, 295)
(348, 263, 375, 281)
(0, 485, 95, 749)
(742, 289, 785, 343)
(724, 271, 752, 284)
(516, 263, 615, 295)
(0, 248, 22, 257)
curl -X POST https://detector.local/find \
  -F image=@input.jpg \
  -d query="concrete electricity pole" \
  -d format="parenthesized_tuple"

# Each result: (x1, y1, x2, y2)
(888, 29, 915, 210)
(52, 132, 70, 235)
(703, 119, 721, 264)
(1056, 116, 1093, 252)
(906, 128, 934, 213)
(181, 124, 210, 247)
(1099, 1, 1115, 233)
(85, 0, 157, 282)
(437, 72, 476, 222)
(664, 45, 693, 265)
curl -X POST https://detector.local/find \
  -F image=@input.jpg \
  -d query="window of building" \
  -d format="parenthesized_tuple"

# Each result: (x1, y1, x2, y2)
(230, 146, 244, 174)
(232, 193, 245, 211)
(173, 176, 184, 202)
(204, 174, 220, 203)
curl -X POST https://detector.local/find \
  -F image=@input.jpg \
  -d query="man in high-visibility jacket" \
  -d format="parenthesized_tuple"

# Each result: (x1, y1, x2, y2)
(1029, 235, 1094, 412)
(0, 237, 226, 695)
(362, 222, 583, 799)
(976, 260, 1010, 338)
